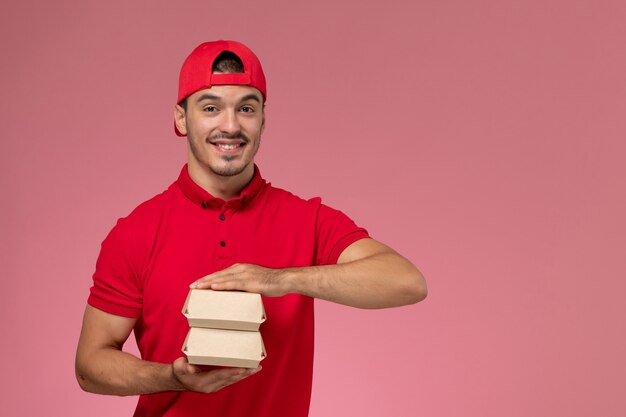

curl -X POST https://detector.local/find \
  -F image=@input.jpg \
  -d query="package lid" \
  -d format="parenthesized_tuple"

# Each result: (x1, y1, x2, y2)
(182, 289, 266, 331)
(182, 327, 266, 369)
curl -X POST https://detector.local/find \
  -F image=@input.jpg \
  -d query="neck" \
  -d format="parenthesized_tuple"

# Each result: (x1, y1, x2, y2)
(187, 160, 255, 200)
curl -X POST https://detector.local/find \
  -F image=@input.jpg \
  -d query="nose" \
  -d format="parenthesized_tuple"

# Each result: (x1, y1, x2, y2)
(219, 108, 241, 135)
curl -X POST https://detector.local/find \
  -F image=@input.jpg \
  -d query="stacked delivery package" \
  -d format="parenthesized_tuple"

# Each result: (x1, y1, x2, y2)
(181, 289, 266, 368)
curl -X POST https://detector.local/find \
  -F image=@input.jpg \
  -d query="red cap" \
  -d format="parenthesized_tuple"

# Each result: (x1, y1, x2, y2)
(175, 40, 267, 136)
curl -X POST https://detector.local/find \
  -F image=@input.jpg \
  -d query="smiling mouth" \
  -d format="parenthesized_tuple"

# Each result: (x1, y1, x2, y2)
(214, 143, 244, 150)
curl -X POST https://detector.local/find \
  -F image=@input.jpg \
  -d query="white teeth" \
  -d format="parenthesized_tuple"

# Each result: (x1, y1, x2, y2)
(216, 143, 240, 150)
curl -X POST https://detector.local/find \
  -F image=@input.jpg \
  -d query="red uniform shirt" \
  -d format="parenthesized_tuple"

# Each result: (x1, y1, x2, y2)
(88, 164, 369, 417)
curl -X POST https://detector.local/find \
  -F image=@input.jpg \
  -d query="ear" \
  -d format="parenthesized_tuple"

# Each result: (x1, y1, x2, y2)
(174, 104, 187, 136)
(260, 109, 266, 135)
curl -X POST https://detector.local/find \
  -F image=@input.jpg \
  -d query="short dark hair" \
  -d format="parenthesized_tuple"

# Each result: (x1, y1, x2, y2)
(212, 51, 244, 73)
(180, 52, 245, 110)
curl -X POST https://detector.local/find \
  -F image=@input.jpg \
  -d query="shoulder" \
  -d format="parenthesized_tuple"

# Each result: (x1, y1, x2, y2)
(265, 187, 372, 265)
(97, 183, 177, 277)
(261, 183, 324, 211)
(259, 183, 361, 225)
(108, 182, 176, 237)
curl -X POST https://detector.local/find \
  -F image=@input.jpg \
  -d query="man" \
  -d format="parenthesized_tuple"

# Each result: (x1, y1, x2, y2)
(76, 40, 427, 417)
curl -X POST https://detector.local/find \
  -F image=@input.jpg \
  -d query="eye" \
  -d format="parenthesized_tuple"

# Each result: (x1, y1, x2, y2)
(203, 105, 218, 112)
(240, 105, 255, 113)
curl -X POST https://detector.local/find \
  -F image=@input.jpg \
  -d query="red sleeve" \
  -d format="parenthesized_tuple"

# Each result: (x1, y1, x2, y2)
(314, 203, 369, 265)
(87, 218, 143, 318)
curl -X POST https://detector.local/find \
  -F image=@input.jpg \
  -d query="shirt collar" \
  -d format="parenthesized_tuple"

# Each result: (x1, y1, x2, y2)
(176, 163, 265, 209)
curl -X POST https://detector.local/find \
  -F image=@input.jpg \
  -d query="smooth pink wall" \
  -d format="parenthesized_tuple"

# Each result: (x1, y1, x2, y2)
(2, 1, 625, 416)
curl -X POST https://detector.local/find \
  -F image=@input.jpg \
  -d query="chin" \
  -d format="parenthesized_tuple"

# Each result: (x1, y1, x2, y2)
(209, 162, 250, 177)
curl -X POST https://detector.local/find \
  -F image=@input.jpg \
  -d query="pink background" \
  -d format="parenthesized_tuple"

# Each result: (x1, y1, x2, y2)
(2, 1, 625, 416)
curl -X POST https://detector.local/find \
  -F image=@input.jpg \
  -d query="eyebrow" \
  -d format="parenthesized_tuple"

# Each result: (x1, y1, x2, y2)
(196, 94, 221, 102)
(240, 94, 261, 103)
(196, 93, 262, 104)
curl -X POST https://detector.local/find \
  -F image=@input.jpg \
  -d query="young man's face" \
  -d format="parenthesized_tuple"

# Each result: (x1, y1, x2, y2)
(175, 84, 265, 179)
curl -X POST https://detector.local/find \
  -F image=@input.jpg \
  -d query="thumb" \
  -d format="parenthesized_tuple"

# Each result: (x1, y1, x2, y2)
(172, 357, 197, 375)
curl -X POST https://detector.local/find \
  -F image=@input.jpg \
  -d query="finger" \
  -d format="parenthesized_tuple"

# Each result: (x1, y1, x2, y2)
(209, 367, 262, 392)
(203, 271, 254, 290)
(190, 274, 222, 289)
(176, 357, 204, 374)
(186, 363, 201, 375)
(190, 267, 243, 289)
(224, 366, 261, 383)
(207, 280, 249, 291)
(184, 366, 262, 394)
(192, 278, 239, 290)
(207, 366, 260, 384)
(190, 281, 211, 289)
(210, 367, 251, 379)
(196, 368, 247, 392)
(172, 357, 189, 374)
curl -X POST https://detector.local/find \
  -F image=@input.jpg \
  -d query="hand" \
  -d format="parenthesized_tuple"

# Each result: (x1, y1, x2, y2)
(190, 263, 292, 297)
(171, 357, 261, 393)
